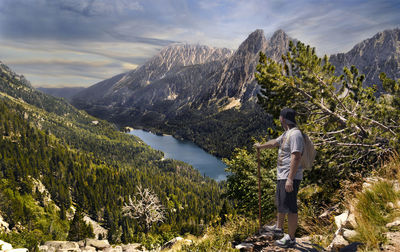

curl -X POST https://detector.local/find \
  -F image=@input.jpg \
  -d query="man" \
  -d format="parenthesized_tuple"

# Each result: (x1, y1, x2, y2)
(254, 108, 304, 248)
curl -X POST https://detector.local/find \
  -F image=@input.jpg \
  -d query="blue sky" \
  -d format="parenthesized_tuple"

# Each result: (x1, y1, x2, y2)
(0, 0, 399, 88)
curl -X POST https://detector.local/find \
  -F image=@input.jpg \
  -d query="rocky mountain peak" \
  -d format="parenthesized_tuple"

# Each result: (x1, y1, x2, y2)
(330, 27, 400, 89)
(266, 29, 292, 62)
(156, 43, 234, 67)
(235, 29, 268, 55)
(270, 29, 288, 42)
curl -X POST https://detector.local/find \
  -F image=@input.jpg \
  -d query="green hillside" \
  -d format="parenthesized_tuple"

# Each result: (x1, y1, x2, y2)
(0, 63, 224, 249)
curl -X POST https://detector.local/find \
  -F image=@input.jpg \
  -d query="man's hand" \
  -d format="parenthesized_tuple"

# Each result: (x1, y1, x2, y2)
(285, 178, 294, 192)
(254, 143, 262, 149)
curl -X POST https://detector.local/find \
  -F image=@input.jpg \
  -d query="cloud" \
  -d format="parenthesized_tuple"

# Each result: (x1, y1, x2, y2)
(0, 0, 399, 88)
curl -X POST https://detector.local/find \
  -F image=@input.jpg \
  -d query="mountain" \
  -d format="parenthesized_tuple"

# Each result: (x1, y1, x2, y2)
(330, 28, 400, 90)
(73, 28, 400, 158)
(0, 61, 224, 249)
(73, 44, 233, 105)
(37, 86, 86, 101)
(72, 29, 291, 157)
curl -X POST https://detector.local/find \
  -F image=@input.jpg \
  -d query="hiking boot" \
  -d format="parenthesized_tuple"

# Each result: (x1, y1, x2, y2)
(260, 224, 283, 238)
(275, 234, 296, 248)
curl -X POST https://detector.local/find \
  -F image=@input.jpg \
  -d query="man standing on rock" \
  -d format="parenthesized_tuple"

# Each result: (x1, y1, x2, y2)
(254, 108, 304, 249)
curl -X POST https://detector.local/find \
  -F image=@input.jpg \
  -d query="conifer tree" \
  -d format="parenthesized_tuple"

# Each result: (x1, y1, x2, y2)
(67, 208, 94, 241)
(255, 41, 400, 184)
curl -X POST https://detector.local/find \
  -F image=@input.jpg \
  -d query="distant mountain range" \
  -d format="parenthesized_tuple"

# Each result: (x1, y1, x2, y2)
(36, 87, 86, 101)
(48, 28, 400, 157)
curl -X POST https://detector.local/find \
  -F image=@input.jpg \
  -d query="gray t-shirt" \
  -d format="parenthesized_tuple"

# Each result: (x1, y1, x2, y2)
(276, 128, 304, 180)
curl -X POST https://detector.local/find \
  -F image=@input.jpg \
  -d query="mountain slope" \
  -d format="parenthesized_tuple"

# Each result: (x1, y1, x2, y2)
(330, 28, 400, 90)
(0, 61, 223, 249)
(37, 87, 86, 101)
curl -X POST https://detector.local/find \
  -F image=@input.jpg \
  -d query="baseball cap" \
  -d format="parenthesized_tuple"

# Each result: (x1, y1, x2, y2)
(280, 108, 297, 125)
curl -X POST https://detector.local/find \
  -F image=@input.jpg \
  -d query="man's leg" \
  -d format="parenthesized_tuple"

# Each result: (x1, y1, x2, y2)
(277, 212, 285, 229)
(287, 213, 298, 239)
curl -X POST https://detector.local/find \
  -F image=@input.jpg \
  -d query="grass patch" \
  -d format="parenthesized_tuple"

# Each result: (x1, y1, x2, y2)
(180, 215, 258, 252)
(352, 152, 400, 251)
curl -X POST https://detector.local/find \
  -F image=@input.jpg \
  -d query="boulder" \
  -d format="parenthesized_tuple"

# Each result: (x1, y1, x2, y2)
(345, 213, 357, 229)
(5, 249, 28, 252)
(334, 211, 349, 229)
(327, 235, 349, 251)
(235, 242, 254, 252)
(0, 240, 13, 251)
(0, 215, 10, 232)
(85, 239, 110, 250)
(386, 219, 400, 229)
(342, 228, 358, 241)
(80, 246, 96, 252)
(121, 243, 142, 252)
(103, 246, 122, 252)
(44, 241, 79, 251)
(39, 245, 56, 252)
(59, 242, 79, 251)
(77, 241, 85, 248)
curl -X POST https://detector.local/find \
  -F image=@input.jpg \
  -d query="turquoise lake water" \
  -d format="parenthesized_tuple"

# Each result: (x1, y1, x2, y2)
(129, 129, 227, 181)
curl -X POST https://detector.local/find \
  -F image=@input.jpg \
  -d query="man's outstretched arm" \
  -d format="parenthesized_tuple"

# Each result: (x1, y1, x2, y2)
(254, 139, 279, 150)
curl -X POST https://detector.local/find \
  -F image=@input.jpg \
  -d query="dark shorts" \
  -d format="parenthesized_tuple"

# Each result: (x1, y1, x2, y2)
(275, 179, 301, 214)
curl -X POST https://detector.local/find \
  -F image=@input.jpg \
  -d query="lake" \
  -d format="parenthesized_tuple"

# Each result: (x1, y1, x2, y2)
(129, 129, 227, 181)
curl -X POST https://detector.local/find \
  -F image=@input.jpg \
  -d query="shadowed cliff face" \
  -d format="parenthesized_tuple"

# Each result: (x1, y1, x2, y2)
(330, 28, 400, 91)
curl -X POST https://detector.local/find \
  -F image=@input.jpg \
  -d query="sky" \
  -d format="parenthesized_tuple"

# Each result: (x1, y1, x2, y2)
(0, 0, 399, 88)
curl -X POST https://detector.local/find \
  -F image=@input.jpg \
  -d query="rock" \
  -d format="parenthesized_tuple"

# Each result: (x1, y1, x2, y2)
(327, 234, 349, 251)
(80, 246, 96, 252)
(44, 241, 79, 251)
(162, 237, 184, 249)
(0, 240, 13, 251)
(0, 215, 10, 232)
(235, 242, 254, 252)
(345, 213, 357, 229)
(77, 241, 85, 248)
(39, 245, 56, 252)
(84, 239, 110, 250)
(386, 219, 400, 229)
(38, 245, 48, 252)
(335, 210, 349, 229)
(103, 246, 122, 252)
(121, 243, 142, 252)
(382, 231, 400, 251)
(387, 202, 395, 208)
(362, 182, 372, 191)
(342, 228, 358, 241)
(365, 177, 379, 183)
(396, 200, 400, 208)
(59, 242, 79, 251)
(7, 249, 29, 252)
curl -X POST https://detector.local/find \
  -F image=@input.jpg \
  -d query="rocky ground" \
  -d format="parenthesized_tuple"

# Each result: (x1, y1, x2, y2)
(0, 240, 28, 252)
(38, 239, 144, 252)
(234, 177, 400, 252)
(233, 227, 364, 252)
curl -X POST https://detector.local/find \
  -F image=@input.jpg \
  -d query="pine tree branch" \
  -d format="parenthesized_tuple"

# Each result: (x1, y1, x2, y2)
(360, 115, 397, 136)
